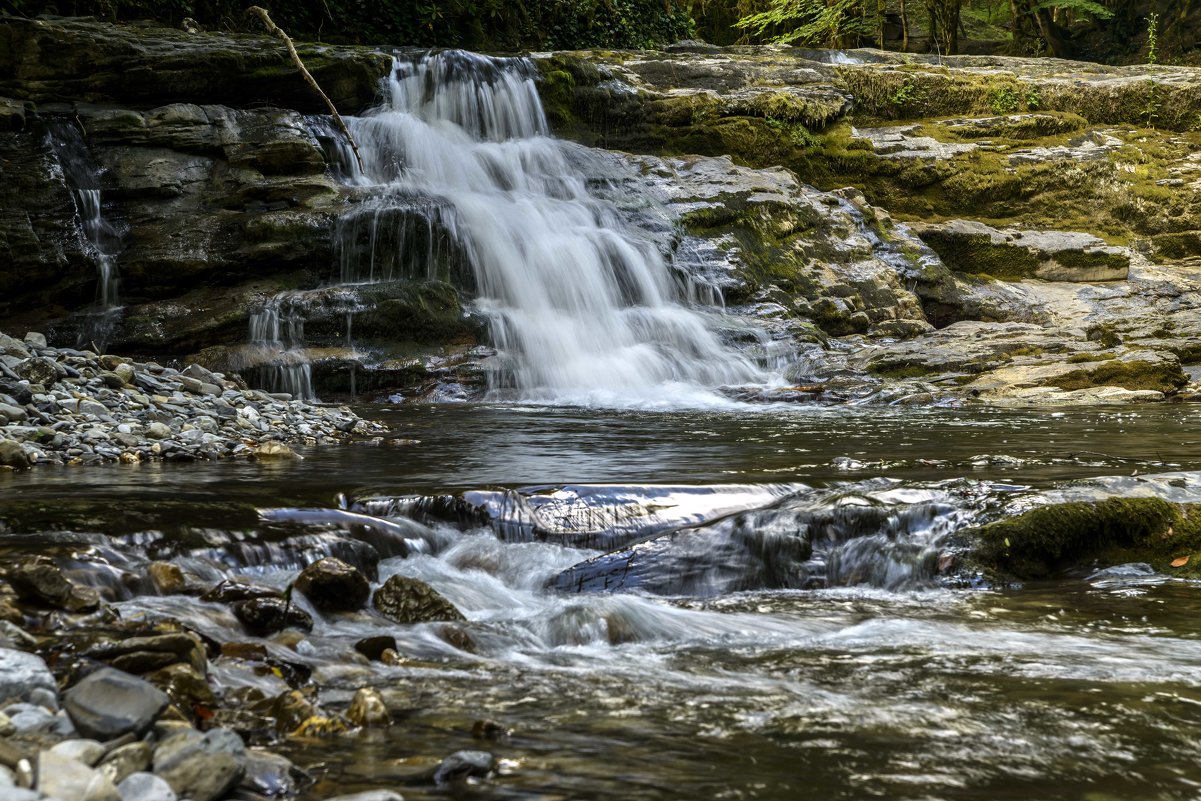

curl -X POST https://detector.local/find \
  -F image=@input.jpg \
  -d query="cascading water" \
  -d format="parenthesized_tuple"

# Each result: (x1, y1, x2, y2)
(342, 51, 770, 405)
(246, 294, 315, 401)
(45, 120, 123, 348)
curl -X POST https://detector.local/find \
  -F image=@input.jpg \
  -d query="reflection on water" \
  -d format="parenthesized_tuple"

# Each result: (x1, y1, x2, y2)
(5, 403, 1201, 800)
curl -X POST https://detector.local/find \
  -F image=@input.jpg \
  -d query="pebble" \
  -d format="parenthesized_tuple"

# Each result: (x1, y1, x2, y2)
(0, 332, 386, 469)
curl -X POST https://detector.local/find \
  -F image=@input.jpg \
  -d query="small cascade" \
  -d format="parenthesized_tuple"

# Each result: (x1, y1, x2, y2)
(339, 51, 773, 405)
(44, 120, 123, 348)
(246, 294, 316, 400)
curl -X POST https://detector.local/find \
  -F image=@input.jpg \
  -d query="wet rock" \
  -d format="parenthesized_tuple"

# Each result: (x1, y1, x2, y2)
(200, 579, 280, 604)
(373, 575, 465, 624)
(146, 663, 216, 712)
(97, 742, 154, 786)
(116, 772, 177, 801)
(0, 647, 56, 706)
(233, 597, 314, 636)
(145, 562, 188, 595)
(295, 557, 371, 612)
(89, 632, 207, 675)
(37, 749, 121, 801)
(0, 440, 30, 469)
(152, 728, 247, 801)
(347, 688, 390, 727)
(64, 668, 170, 740)
(8, 556, 101, 612)
(433, 750, 494, 784)
(325, 792, 405, 801)
(354, 635, 398, 661)
(973, 497, 1201, 580)
(471, 719, 510, 741)
(255, 441, 300, 460)
(240, 749, 297, 797)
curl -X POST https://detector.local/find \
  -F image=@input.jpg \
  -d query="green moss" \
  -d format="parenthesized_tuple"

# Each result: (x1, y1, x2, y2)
(974, 497, 1201, 580)
(918, 230, 1039, 280)
(1047, 358, 1189, 392)
(1066, 351, 1117, 363)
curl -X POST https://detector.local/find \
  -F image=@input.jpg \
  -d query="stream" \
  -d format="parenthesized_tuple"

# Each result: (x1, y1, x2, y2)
(5, 403, 1201, 799)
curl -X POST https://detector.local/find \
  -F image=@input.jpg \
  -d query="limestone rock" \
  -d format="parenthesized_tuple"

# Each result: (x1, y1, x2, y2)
(912, 220, 1130, 282)
(63, 668, 170, 740)
(295, 557, 370, 612)
(373, 576, 465, 625)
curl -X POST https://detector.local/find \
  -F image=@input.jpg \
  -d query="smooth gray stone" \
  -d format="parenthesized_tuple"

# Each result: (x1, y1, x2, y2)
(0, 649, 56, 707)
(152, 728, 246, 801)
(64, 668, 169, 740)
(117, 772, 177, 801)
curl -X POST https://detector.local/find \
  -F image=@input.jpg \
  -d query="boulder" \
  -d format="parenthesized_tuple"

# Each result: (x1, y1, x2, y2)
(372, 576, 465, 624)
(63, 668, 170, 740)
(294, 557, 370, 612)
(232, 597, 313, 636)
(8, 557, 101, 612)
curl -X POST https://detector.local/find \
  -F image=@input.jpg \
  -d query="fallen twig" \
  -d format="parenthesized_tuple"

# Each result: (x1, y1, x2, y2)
(248, 5, 366, 175)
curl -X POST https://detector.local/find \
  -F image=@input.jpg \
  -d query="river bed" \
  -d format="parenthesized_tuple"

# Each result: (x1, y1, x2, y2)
(4, 402, 1201, 800)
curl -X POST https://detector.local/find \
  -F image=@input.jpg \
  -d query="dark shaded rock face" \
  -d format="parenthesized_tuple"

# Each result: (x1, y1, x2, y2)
(373, 575, 465, 624)
(294, 556, 370, 612)
(0, 17, 390, 114)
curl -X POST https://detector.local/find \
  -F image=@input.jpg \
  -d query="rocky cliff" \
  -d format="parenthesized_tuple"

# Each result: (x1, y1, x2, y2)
(1, 16, 1198, 405)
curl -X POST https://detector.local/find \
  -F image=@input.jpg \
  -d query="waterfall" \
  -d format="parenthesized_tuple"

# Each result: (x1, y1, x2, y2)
(342, 51, 768, 406)
(45, 121, 122, 349)
(246, 294, 315, 401)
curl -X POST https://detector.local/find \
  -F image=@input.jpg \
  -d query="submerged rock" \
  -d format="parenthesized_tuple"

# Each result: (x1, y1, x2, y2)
(8, 557, 100, 612)
(433, 750, 494, 784)
(372, 576, 465, 624)
(346, 688, 390, 728)
(232, 598, 314, 636)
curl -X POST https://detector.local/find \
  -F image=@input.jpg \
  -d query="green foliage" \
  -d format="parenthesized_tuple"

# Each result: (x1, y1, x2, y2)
(1146, 11, 1160, 64)
(1033, 0, 1113, 21)
(989, 85, 1019, 114)
(734, 0, 878, 48)
(3, 0, 693, 49)
(888, 80, 921, 108)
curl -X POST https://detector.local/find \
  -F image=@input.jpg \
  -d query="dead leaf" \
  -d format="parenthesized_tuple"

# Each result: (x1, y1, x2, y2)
(1171, 555, 1190, 568)
(1162, 525, 1176, 540)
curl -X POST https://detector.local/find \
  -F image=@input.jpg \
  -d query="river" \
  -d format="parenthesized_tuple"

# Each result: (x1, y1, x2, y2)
(5, 403, 1201, 799)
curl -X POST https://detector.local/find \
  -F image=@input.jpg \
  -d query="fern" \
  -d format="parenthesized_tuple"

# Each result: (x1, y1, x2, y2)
(734, 0, 875, 47)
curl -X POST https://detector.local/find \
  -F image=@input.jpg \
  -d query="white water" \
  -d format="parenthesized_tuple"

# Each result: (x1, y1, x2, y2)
(247, 294, 315, 400)
(346, 52, 769, 406)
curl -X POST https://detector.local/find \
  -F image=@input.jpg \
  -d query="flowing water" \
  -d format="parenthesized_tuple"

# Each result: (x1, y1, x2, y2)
(6, 404, 1201, 800)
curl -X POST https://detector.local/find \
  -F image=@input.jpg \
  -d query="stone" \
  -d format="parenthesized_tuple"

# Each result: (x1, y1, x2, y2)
(346, 688, 390, 727)
(117, 772, 178, 801)
(152, 728, 247, 801)
(295, 557, 371, 612)
(239, 750, 297, 798)
(0, 648, 56, 706)
(144, 422, 172, 439)
(324, 793, 405, 801)
(255, 440, 300, 459)
(8, 557, 101, 612)
(354, 635, 398, 661)
(0, 440, 30, 469)
(63, 668, 170, 740)
(146, 562, 188, 595)
(113, 363, 136, 385)
(22, 332, 46, 349)
(0, 402, 26, 422)
(97, 742, 154, 786)
(14, 357, 60, 386)
(0, 333, 30, 358)
(232, 597, 313, 636)
(433, 750, 494, 784)
(49, 739, 107, 766)
(372, 575, 465, 625)
(199, 579, 279, 604)
(36, 749, 121, 801)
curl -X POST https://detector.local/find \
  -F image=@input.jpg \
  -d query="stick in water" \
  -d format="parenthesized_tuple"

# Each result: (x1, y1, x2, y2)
(247, 5, 366, 174)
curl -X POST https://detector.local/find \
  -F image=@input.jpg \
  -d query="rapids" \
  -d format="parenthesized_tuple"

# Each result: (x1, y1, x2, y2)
(5, 404, 1201, 799)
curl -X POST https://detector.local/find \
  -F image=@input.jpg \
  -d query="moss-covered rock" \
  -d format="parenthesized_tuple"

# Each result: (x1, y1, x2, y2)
(973, 497, 1201, 580)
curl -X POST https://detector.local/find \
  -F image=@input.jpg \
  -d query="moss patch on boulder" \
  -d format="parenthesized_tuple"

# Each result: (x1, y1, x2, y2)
(974, 497, 1201, 580)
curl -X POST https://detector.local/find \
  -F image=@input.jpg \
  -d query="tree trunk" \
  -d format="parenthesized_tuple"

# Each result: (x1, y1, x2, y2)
(924, 0, 960, 55)
(900, 0, 909, 50)
(1033, 6, 1074, 58)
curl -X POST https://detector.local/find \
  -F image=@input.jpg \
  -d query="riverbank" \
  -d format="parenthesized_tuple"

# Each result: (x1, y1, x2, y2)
(0, 330, 385, 470)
